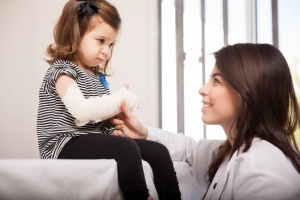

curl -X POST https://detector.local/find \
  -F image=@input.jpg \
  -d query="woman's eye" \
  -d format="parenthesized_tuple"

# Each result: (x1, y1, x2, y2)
(214, 78, 220, 83)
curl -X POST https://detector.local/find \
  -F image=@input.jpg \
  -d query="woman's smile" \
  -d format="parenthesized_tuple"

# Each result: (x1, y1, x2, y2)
(201, 101, 213, 112)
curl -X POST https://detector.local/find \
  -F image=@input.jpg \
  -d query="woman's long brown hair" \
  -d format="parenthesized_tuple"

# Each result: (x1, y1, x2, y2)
(45, 0, 121, 74)
(203, 43, 300, 198)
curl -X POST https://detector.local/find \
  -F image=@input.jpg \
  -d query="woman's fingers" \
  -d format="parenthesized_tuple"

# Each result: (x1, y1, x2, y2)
(111, 118, 124, 125)
(116, 130, 124, 137)
(116, 124, 124, 130)
(110, 118, 124, 130)
(111, 130, 123, 136)
(112, 101, 147, 139)
(120, 101, 131, 115)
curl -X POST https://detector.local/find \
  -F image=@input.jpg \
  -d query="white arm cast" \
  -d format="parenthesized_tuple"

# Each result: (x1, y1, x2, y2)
(62, 82, 139, 126)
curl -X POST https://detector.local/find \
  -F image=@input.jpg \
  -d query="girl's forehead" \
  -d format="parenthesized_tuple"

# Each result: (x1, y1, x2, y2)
(85, 18, 119, 38)
(94, 23, 118, 37)
(86, 16, 105, 32)
(87, 15, 116, 31)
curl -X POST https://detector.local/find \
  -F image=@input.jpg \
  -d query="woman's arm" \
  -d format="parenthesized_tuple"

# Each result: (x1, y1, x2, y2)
(112, 101, 225, 188)
(146, 127, 197, 162)
(147, 126, 225, 189)
(112, 102, 197, 161)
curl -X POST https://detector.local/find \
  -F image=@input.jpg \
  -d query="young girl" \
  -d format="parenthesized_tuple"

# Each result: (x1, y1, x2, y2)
(37, 0, 181, 199)
(112, 43, 300, 199)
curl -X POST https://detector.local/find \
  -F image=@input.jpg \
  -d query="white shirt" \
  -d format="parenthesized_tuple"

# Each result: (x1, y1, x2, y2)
(147, 127, 300, 200)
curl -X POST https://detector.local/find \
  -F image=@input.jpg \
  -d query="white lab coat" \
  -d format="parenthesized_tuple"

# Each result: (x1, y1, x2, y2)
(147, 127, 300, 200)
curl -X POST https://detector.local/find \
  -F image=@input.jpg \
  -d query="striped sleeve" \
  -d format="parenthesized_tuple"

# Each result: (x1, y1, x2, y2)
(43, 64, 77, 96)
(98, 120, 116, 135)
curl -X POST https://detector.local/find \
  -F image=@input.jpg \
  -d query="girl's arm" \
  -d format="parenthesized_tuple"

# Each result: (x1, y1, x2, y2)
(55, 74, 138, 126)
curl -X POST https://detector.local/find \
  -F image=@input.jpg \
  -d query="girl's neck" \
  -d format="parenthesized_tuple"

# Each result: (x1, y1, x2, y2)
(75, 61, 96, 75)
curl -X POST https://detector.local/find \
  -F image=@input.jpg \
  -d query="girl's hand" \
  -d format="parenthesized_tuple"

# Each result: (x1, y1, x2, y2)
(111, 101, 148, 139)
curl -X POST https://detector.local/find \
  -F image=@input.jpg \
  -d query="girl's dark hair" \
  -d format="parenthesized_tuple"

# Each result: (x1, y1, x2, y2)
(204, 43, 300, 196)
(45, 0, 121, 74)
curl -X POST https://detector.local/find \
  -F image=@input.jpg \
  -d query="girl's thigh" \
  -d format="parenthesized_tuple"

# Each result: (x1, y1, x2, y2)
(58, 134, 141, 159)
(133, 139, 172, 164)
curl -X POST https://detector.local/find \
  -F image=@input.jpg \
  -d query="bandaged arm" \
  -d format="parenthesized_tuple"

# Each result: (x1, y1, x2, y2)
(62, 82, 139, 126)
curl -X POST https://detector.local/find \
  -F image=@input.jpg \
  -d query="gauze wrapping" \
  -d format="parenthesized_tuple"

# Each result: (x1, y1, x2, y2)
(62, 82, 139, 126)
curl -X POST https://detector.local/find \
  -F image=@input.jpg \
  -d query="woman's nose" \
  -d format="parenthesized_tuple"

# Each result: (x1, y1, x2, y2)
(198, 84, 209, 96)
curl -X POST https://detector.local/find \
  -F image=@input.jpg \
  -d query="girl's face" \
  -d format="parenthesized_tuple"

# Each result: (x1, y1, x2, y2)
(199, 65, 241, 135)
(77, 20, 119, 73)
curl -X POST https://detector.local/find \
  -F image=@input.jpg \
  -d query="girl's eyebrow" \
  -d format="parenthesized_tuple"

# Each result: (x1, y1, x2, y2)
(95, 35, 116, 43)
(95, 34, 107, 38)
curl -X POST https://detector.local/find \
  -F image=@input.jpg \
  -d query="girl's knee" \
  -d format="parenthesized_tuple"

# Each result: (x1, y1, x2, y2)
(114, 138, 142, 159)
(146, 142, 173, 165)
(151, 142, 169, 156)
(121, 138, 140, 151)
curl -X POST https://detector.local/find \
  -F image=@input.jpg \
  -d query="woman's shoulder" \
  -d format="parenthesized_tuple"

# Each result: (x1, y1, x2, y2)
(236, 138, 291, 167)
(247, 138, 282, 154)
(229, 139, 300, 199)
(234, 138, 300, 183)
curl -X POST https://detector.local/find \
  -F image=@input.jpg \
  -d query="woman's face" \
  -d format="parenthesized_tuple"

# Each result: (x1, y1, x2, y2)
(199, 65, 241, 134)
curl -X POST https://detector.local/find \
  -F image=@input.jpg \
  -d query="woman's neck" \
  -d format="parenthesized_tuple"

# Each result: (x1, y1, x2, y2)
(222, 124, 237, 146)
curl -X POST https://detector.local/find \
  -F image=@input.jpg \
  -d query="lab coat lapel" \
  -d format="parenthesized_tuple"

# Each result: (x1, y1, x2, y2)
(210, 151, 238, 199)
(208, 138, 261, 199)
(203, 161, 226, 199)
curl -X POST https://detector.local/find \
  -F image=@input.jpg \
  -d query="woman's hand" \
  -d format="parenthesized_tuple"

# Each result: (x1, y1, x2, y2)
(110, 129, 124, 137)
(111, 101, 148, 139)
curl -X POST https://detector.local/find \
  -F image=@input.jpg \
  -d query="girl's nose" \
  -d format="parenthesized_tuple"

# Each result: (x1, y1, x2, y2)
(101, 45, 111, 56)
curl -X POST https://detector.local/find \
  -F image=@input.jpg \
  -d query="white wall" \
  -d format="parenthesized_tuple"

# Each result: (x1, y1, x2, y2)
(0, 0, 159, 158)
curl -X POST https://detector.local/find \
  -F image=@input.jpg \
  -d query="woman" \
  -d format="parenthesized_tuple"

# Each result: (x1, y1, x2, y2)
(113, 43, 300, 199)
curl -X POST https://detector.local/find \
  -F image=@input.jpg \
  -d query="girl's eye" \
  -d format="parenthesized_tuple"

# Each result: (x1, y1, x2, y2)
(98, 39, 104, 43)
(109, 43, 115, 48)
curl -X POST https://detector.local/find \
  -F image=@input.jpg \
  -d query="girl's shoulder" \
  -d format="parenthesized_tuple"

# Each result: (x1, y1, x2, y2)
(51, 59, 78, 70)
(50, 59, 97, 78)
(47, 59, 81, 77)
(43, 59, 80, 84)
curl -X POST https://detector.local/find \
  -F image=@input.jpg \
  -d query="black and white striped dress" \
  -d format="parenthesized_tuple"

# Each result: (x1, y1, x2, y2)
(37, 59, 115, 159)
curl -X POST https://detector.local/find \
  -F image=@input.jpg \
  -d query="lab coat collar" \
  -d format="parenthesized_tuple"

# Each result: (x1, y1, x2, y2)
(206, 138, 261, 200)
